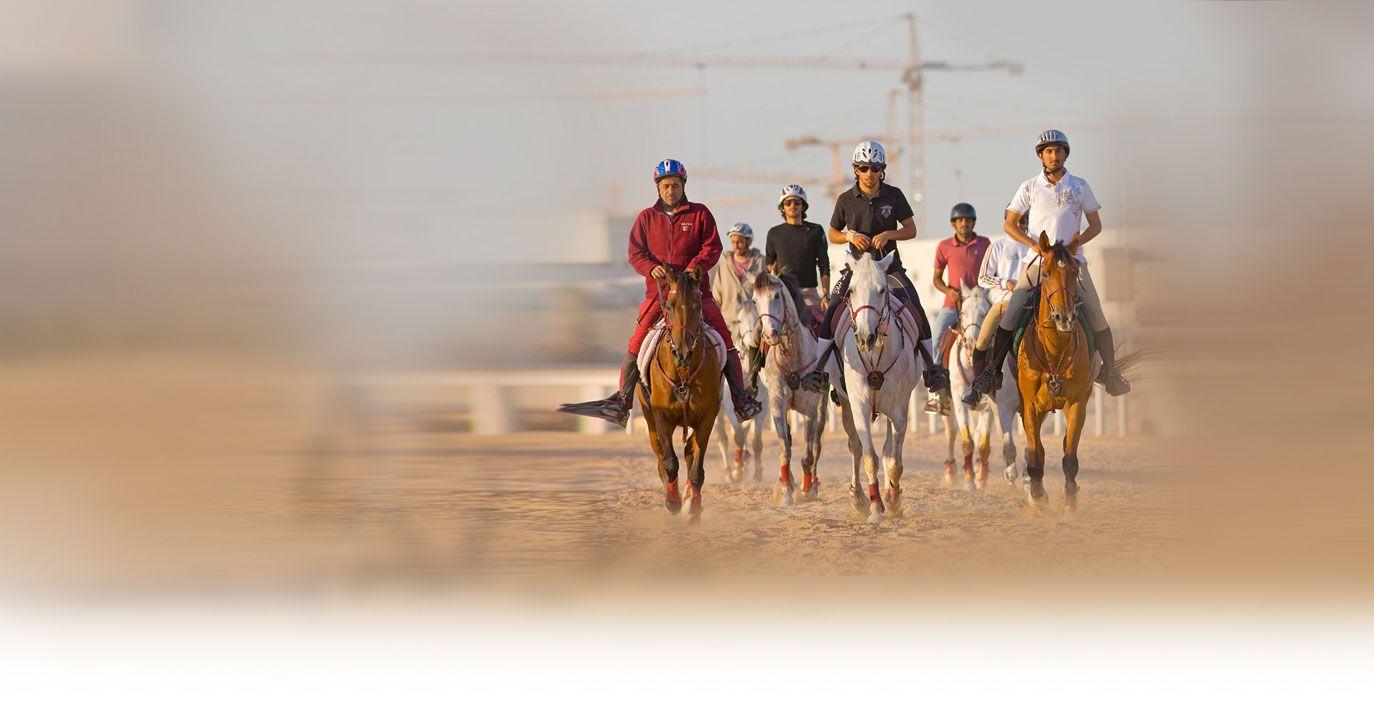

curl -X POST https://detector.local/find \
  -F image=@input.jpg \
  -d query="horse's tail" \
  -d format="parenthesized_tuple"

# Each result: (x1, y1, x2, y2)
(1109, 342, 1155, 384)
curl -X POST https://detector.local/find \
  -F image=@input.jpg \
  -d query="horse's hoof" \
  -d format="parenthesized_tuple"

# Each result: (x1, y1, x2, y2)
(850, 486, 868, 513)
(776, 483, 795, 507)
(664, 481, 682, 513)
(685, 497, 702, 524)
(867, 503, 884, 525)
(1063, 501, 1077, 518)
(1004, 465, 1019, 483)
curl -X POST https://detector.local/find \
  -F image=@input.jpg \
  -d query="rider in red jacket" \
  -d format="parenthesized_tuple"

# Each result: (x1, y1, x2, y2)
(562, 159, 762, 427)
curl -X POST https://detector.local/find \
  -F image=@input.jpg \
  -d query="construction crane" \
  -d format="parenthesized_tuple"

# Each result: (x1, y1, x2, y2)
(296, 14, 1022, 221)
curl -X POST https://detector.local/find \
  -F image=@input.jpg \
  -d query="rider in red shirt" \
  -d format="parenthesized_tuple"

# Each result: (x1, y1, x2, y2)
(562, 159, 762, 427)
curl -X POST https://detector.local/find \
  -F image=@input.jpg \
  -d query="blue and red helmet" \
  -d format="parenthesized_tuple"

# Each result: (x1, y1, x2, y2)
(653, 158, 687, 183)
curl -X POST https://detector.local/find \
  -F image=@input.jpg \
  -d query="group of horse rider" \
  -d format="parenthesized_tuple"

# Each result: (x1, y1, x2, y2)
(565, 129, 1131, 429)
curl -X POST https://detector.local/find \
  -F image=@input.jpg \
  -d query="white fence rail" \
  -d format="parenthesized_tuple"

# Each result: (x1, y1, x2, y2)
(356, 368, 1132, 437)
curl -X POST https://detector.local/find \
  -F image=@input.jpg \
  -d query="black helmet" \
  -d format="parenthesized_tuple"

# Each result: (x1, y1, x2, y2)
(950, 203, 977, 221)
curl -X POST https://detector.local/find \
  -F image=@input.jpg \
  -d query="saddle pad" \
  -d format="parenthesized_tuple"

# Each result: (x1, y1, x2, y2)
(638, 320, 727, 380)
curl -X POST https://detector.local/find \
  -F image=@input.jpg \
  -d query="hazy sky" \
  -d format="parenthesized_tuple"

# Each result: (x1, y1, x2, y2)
(129, 1, 1374, 267)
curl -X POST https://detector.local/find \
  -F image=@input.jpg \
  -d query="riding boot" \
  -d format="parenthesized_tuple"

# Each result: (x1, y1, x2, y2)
(913, 339, 948, 393)
(889, 272, 948, 393)
(970, 347, 989, 378)
(963, 327, 1013, 406)
(724, 349, 763, 421)
(745, 345, 765, 394)
(1094, 327, 1132, 396)
(558, 352, 639, 427)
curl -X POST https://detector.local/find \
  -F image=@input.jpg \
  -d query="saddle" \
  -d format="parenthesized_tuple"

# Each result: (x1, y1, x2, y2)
(638, 319, 727, 386)
(936, 326, 958, 367)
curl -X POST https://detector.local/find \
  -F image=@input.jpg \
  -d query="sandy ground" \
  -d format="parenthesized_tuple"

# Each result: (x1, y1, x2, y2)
(0, 357, 1188, 602)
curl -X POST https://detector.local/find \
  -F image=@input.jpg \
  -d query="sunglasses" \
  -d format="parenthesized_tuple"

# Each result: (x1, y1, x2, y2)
(854, 165, 885, 174)
(782, 199, 804, 206)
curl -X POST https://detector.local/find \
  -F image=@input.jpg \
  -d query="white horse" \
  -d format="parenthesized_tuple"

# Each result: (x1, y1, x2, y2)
(714, 285, 764, 483)
(752, 271, 828, 505)
(824, 249, 921, 524)
(945, 284, 995, 489)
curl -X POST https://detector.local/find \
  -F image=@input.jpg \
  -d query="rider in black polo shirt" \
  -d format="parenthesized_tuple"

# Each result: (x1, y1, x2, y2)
(815, 140, 950, 394)
(765, 184, 829, 337)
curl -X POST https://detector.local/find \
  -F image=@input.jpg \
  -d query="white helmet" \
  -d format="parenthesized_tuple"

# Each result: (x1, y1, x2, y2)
(727, 222, 754, 239)
(852, 140, 887, 167)
(778, 184, 808, 209)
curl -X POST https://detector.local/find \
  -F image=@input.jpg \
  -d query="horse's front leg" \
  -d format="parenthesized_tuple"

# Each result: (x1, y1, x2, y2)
(882, 401, 909, 514)
(941, 414, 959, 487)
(645, 409, 681, 514)
(854, 402, 885, 524)
(714, 404, 734, 482)
(975, 408, 992, 488)
(770, 393, 795, 507)
(996, 388, 1020, 484)
(1021, 395, 1048, 509)
(1061, 398, 1088, 515)
(838, 394, 866, 512)
(683, 411, 713, 524)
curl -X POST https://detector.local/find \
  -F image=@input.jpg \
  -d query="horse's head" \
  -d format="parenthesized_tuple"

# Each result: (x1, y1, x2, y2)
(958, 281, 991, 337)
(751, 271, 792, 349)
(1035, 231, 1081, 333)
(846, 247, 895, 352)
(734, 278, 762, 353)
(661, 266, 704, 367)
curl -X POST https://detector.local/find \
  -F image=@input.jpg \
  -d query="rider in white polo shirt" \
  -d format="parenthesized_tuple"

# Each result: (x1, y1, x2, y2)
(963, 129, 1131, 404)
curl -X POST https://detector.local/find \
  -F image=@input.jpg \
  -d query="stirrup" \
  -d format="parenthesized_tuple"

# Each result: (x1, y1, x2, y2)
(1103, 373, 1132, 397)
(962, 368, 1000, 406)
(735, 396, 763, 422)
(924, 366, 950, 393)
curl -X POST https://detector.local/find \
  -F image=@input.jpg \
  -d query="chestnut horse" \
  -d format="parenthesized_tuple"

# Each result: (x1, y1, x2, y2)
(639, 267, 724, 522)
(1018, 232, 1092, 512)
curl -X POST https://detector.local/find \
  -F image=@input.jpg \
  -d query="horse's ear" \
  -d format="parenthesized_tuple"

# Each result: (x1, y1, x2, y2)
(1036, 231, 1052, 254)
(688, 265, 704, 284)
(960, 280, 972, 294)
(847, 246, 861, 262)
(875, 250, 894, 273)
(754, 272, 768, 290)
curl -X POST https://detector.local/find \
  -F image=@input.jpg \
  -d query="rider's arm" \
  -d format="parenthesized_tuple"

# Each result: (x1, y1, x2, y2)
(813, 226, 830, 286)
(626, 210, 661, 278)
(876, 216, 917, 248)
(931, 243, 953, 296)
(764, 230, 777, 268)
(686, 208, 722, 273)
(1004, 210, 1037, 249)
(1074, 210, 1103, 250)
(977, 242, 1002, 290)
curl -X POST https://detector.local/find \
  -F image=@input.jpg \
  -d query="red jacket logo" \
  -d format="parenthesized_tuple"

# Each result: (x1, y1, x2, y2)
(681, 223, 692, 231)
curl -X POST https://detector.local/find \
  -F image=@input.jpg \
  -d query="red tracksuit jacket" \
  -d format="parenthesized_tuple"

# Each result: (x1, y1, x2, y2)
(626, 199, 734, 354)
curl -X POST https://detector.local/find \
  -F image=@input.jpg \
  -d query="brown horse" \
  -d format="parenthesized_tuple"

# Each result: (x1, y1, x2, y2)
(1018, 232, 1092, 512)
(639, 266, 724, 522)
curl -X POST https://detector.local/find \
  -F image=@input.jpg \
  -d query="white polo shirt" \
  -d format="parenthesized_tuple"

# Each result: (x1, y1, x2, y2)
(1006, 171, 1100, 265)
(977, 235, 1028, 304)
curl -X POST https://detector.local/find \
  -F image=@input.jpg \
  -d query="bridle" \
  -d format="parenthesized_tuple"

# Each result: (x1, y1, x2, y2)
(1032, 255, 1082, 394)
(652, 280, 711, 413)
(757, 280, 817, 386)
(846, 284, 905, 381)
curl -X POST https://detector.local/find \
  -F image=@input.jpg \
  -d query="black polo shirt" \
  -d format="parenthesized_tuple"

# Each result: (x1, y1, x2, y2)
(829, 182, 915, 273)
(764, 221, 830, 288)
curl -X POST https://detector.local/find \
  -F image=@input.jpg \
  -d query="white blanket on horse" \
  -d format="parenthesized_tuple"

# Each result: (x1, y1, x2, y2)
(638, 321, 727, 381)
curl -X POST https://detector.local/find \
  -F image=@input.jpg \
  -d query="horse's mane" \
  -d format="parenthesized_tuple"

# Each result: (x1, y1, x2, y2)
(752, 270, 802, 323)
